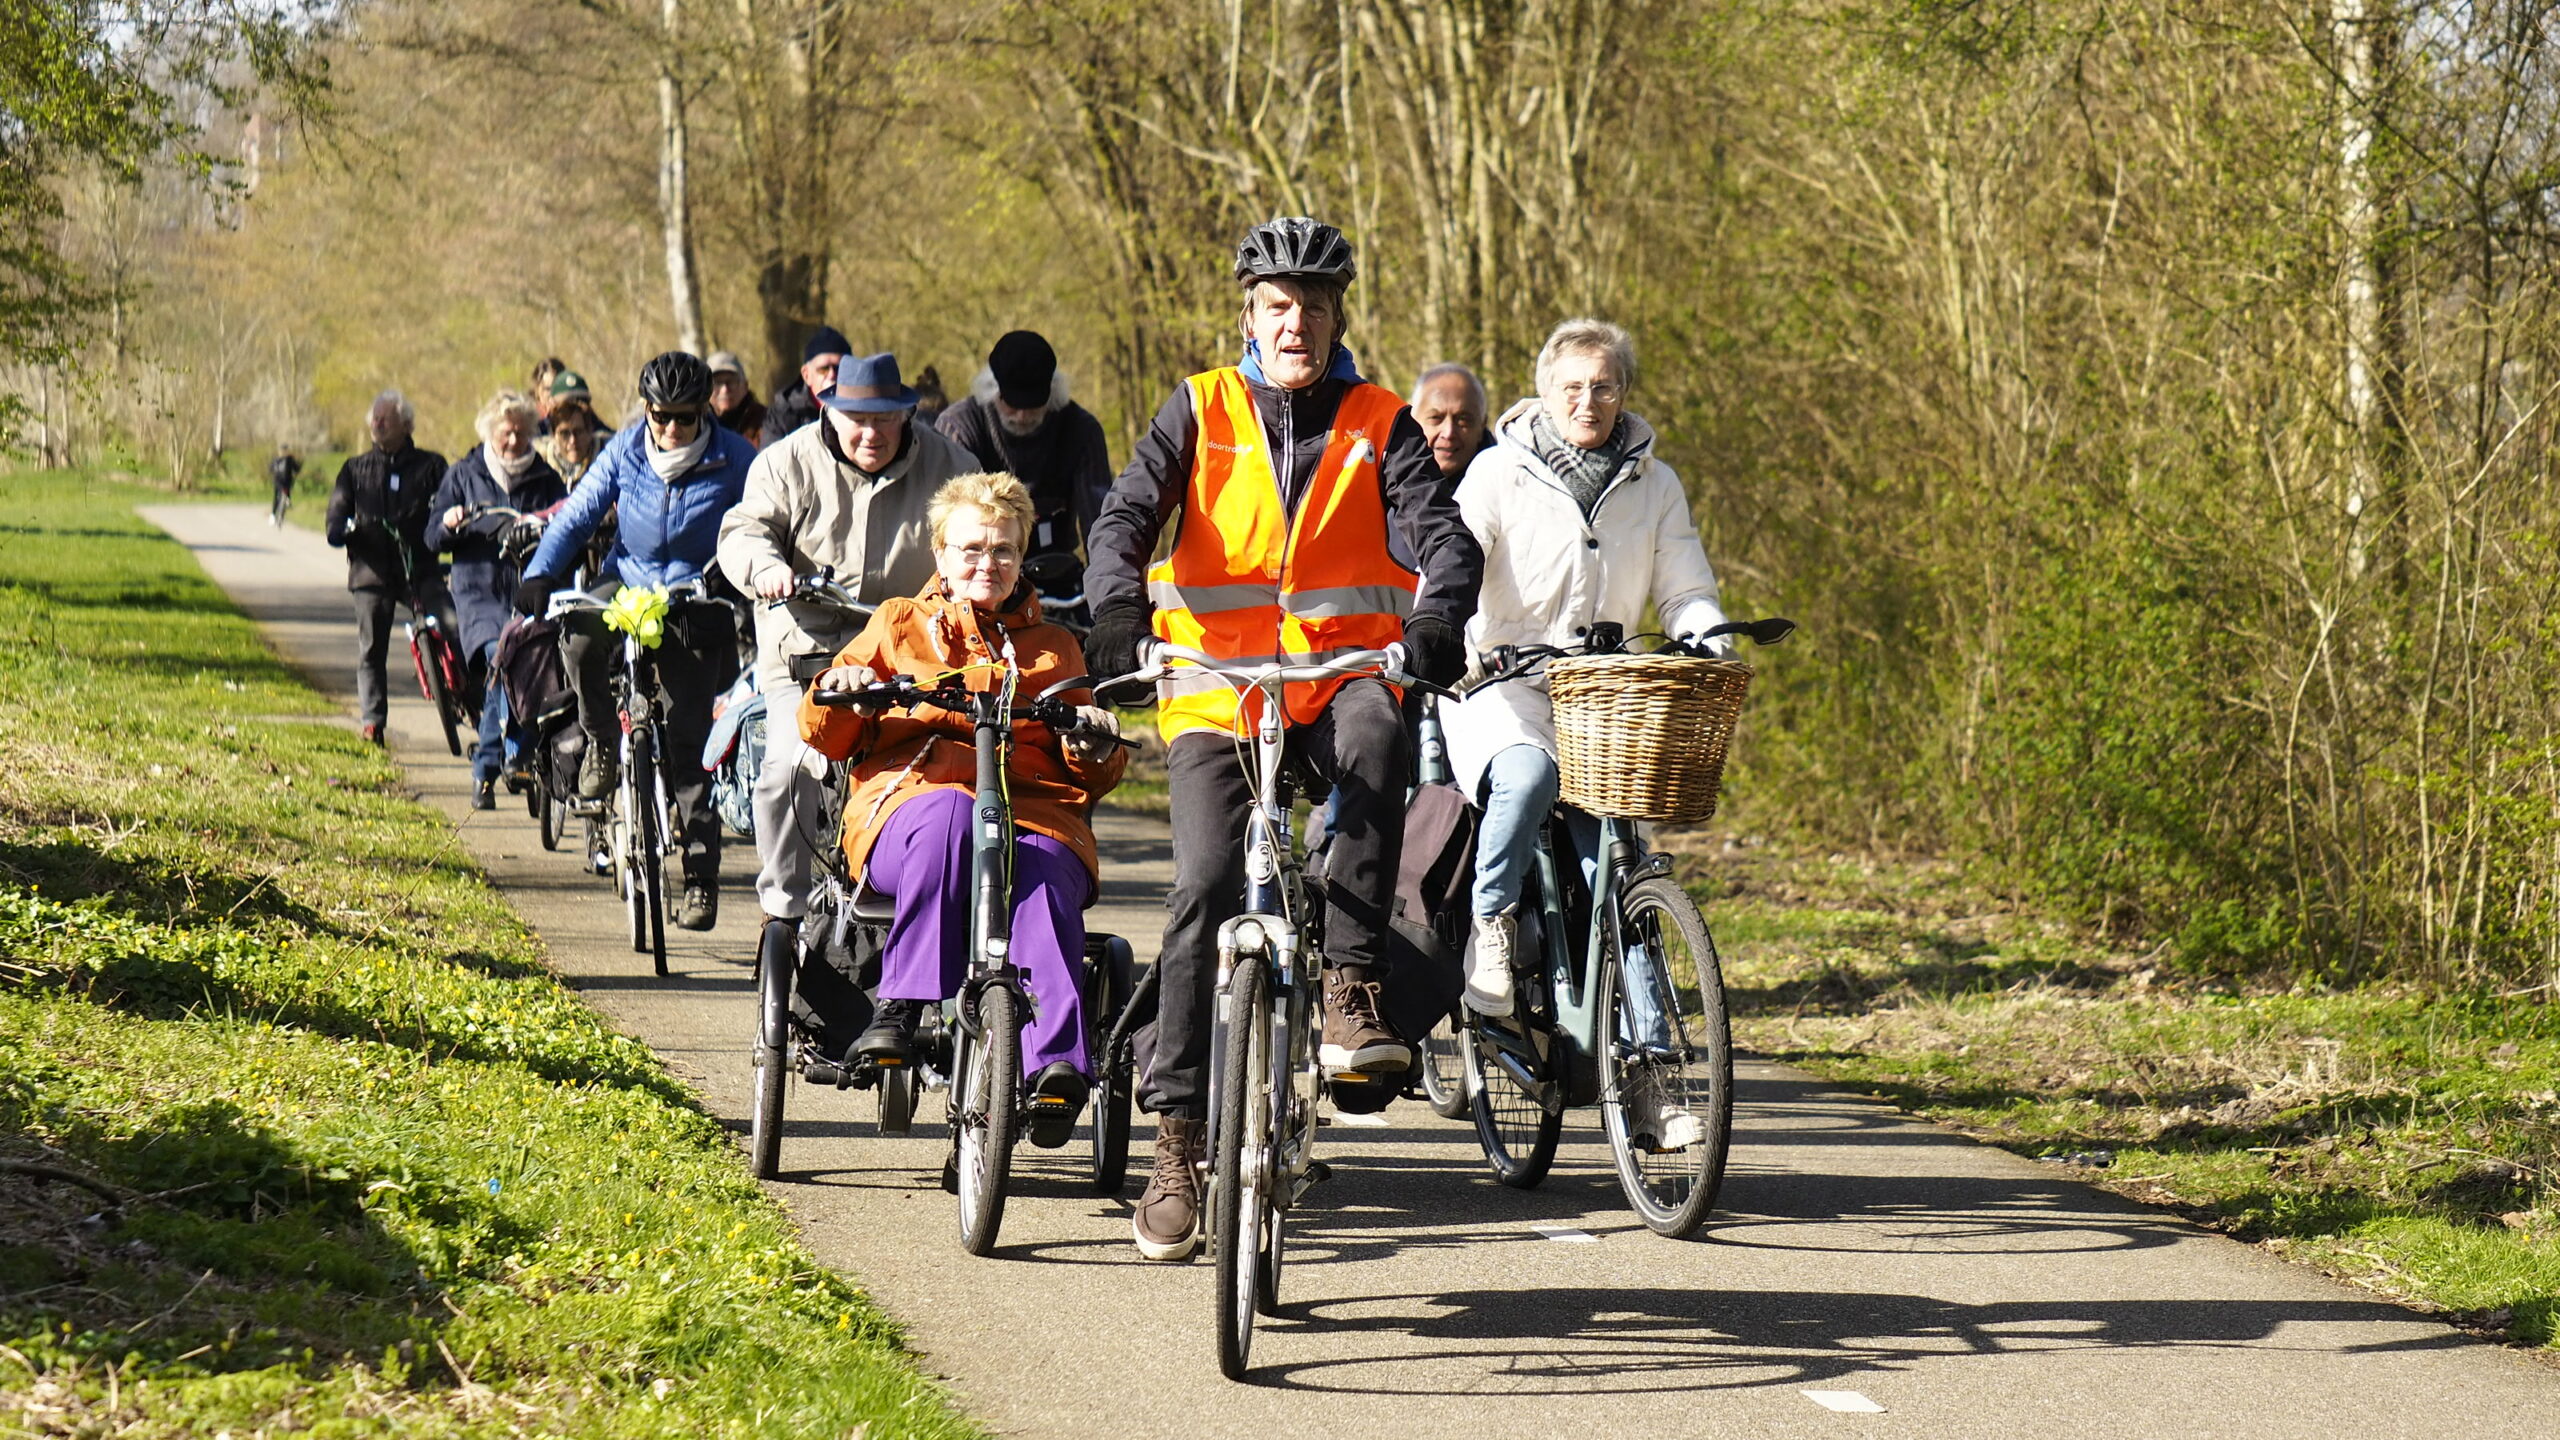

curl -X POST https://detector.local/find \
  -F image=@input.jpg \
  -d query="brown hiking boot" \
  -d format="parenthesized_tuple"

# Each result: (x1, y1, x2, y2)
(1320, 967, 1412, 1077)
(1131, 1114, 1203, 1261)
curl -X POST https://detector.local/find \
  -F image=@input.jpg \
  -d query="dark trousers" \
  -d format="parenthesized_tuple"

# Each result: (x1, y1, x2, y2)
(560, 601, 737, 885)
(351, 583, 456, 731)
(1141, 677, 1409, 1118)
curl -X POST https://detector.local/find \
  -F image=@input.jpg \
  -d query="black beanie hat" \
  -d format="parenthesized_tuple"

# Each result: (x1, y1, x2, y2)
(988, 330, 1057, 410)
(803, 325, 851, 363)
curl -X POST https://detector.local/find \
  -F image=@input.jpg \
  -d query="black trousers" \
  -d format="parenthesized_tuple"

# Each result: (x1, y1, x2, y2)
(559, 600, 738, 886)
(351, 582, 457, 731)
(1141, 678, 1409, 1118)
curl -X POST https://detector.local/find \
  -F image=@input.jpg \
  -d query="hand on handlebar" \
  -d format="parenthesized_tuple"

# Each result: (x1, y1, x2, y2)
(758, 572, 796, 601)
(1061, 704, 1124, 763)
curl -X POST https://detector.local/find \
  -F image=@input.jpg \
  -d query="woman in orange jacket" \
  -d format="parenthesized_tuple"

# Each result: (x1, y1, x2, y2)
(798, 472, 1126, 1120)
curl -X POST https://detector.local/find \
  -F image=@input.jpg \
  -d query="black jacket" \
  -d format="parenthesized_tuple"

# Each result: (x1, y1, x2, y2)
(424, 445, 568, 656)
(935, 395, 1115, 560)
(324, 442, 450, 594)
(1085, 362, 1481, 632)
(759, 381, 821, 448)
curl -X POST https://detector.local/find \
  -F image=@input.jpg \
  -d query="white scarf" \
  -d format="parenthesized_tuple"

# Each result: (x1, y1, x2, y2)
(486, 443, 538, 485)
(648, 425, 711, 482)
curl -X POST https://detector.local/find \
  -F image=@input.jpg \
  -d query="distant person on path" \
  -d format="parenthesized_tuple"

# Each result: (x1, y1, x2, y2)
(514, 352, 758, 931)
(426, 390, 567, 809)
(708, 351, 768, 447)
(323, 390, 455, 746)
(717, 351, 967, 960)
(1411, 363, 1492, 480)
(934, 330, 1114, 588)
(268, 442, 300, 528)
(1438, 317, 1731, 1028)
(760, 325, 850, 447)
(911, 365, 949, 425)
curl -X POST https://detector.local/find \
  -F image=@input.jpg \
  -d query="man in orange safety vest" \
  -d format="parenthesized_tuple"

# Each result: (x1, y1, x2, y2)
(1083, 216, 1483, 1262)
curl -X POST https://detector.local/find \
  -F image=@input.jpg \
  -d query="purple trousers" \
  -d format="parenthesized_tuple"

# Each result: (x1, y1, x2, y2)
(866, 788, 1092, 1078)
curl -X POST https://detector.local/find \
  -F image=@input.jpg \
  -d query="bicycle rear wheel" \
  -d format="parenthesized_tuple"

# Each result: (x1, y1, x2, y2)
(1212, 956, 1270, 1379)
(748, 920, 793, 1179)
(1465, 1005, 1562, 1188)
(1601, 876, 1734, 1238)
(955, 984, 1021, 1255)
(414, 632, 463, 757)
(1086, 939, 1134, 1195)
(536, 782, 563, 851)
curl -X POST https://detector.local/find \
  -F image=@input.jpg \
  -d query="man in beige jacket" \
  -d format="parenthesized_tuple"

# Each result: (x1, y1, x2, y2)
(715, 353, 969, 949)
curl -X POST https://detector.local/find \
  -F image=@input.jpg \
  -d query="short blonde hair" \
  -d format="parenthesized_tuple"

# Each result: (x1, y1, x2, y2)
(1534, 318, 1637, 394)
(928, 471, 1036, 550)
(475, 389, 541, 444)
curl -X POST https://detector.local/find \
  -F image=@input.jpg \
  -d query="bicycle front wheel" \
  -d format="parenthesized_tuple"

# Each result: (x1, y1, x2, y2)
(630, 733, 667, 976)
(955, 984, 1021, 1255)
(1418, 1013, 1469, 1119)
(1601, 875, 1734, 1238)
(748, 920, 793, 1179)
(414, 633, 463, 757)
(1212, 956, 1270, 1380)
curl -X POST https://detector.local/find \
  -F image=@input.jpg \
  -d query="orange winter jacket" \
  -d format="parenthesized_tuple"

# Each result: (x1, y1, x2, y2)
(797, 577, 1125, 885)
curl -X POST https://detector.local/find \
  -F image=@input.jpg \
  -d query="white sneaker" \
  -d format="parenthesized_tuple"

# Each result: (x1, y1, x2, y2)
(1623, 1064, 1703, 1152)
(1462, 913, 1516, 1017)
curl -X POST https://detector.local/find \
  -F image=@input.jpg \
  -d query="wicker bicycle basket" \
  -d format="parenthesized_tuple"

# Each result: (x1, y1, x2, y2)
(1544, 654, 1755, 823)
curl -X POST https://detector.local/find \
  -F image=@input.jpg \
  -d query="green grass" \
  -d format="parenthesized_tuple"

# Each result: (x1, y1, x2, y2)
(1669, 833, 2560, 1349)
(0, 469, 980, 1435)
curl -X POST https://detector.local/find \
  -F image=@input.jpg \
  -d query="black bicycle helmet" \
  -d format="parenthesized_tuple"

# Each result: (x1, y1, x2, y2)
(1234, 216, 1357, 287)
(636, 350, 713, 409)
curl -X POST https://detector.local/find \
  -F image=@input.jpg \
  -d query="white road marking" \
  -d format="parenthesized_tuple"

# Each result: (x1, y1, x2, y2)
(1530, 1224, 1598, 1243)
(1803, 1390, 1887, 1414)
(1334, 1110, 1390, 1127)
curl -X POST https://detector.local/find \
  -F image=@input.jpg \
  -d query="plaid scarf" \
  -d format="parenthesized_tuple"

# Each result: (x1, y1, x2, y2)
(1526, 409, 1632, 520)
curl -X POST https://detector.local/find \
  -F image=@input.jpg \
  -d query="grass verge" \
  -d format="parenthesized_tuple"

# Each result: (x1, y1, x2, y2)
(1669, 831, 2560, 1352)
(0, 469, 979, 1435)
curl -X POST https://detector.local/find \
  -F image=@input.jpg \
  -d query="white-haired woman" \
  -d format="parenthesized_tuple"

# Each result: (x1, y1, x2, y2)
(427, 390, 567, 807)
(1440, 318, 1732, 1018)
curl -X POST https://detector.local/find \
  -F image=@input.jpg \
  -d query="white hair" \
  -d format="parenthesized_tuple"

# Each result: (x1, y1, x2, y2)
(474, 389, 541, 443)
(370, 389, 416, 426)
(970, 365, 1072, 413)
(1410, 363, 1486, 412)
(1533, 318, 1637, 394)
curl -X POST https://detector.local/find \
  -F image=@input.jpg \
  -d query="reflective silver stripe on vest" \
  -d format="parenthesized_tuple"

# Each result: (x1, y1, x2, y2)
(1149, 580, 1413, 619)
(1154, 644, 1380, 698)
(1148, 579, 1271, 615)
(1279, 584, 1414, 620)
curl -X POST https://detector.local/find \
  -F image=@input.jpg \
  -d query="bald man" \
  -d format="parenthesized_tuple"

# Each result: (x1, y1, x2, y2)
(1412, 363, 1492, 479)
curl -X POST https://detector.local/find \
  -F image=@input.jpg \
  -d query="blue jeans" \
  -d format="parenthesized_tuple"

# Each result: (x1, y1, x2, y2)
(1472, 744, 1670, 1047)
(470, 641, 521, 784)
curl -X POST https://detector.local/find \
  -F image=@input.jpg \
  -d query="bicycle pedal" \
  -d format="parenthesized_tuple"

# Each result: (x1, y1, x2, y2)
(1302, 1160, 1334, 1186)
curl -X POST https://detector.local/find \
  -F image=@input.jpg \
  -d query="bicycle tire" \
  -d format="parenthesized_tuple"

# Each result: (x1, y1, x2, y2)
(1601, 875, 1734, 1239)
(1252, 981, 1292, 1316)
(748, 920, 793, 1180)
(632, 732, 668, 976)
(878, 1064, 916, 1135)
(414, 632, 463, 757)
(1465, 1006, 1563, 1188)
(536, 783, 563, 851)
(1212, 955, 1268, 1380)
(1087, 940, 1134, 1195)
(1418, 1013, 1469, 1119)
(955, 985, 1021, 1255)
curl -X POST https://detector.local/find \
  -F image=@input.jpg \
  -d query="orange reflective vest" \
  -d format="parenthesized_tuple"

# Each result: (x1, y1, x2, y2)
(1146, 367, 1417, 742)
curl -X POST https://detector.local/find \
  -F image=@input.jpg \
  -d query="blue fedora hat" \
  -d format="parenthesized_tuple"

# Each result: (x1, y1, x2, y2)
(820, 352, 920, 413)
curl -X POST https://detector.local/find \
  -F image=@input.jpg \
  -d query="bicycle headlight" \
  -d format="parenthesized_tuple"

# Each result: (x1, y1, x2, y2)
(1231, 918, 1268, 954)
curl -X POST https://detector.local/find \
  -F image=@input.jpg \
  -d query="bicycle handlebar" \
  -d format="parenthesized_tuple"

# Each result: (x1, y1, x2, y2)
(808, 675, 1138, 748)
(1093, 641, 1413, 702)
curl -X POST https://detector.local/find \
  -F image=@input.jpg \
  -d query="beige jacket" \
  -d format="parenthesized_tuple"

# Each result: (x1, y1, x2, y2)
(715, 419, 970, 697)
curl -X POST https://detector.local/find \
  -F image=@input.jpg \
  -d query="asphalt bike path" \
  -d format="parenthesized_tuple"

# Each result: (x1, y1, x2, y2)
(148, 502, 2559, 1439)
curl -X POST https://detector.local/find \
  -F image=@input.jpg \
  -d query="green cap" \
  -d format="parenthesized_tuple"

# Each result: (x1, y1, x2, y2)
(549, 369, 590, 400)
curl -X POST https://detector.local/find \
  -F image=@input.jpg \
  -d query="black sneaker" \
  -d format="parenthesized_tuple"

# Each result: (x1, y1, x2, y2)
(1025, 1062, 1089, 1149)
(578, 742, 618, 800)
(470, 778, 496, 810)
(856, 999, 918, 1063)
(677, 884, 717, 931)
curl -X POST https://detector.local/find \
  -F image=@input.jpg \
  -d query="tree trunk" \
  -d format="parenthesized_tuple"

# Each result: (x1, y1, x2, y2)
(2334, 0, 2399, 577)
(659, 0, 705, 354)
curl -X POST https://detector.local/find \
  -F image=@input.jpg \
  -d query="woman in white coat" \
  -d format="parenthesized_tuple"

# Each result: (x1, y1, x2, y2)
(1441, 317, 1731, 1017)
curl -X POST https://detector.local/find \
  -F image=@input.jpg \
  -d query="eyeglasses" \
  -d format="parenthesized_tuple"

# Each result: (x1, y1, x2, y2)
(1556, 381, 1624, 404)
(944, 542, 1022, 570)
(645, 407, 704, 429)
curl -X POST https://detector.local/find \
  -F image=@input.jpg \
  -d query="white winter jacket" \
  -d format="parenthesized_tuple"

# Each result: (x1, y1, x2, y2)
(1439, 400, 1729, 797)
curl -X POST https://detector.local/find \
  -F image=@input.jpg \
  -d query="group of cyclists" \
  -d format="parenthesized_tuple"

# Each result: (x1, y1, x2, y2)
(315, 215, 1741, 1267)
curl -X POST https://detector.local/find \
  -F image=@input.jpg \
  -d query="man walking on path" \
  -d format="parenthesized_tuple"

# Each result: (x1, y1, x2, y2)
(934, 330, 1114, 582)
(323, 391, 453, 746)
(268, 443, 301, 528)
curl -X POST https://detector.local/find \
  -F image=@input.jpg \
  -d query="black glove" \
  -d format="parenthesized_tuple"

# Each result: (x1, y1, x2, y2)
(1083, 599, 1153, 682)
(513, 573, 559, 617)
(1401, 615, 1466, 689)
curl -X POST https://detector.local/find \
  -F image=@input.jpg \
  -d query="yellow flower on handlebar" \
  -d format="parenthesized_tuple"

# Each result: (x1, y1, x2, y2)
(603, 585, 670, 649)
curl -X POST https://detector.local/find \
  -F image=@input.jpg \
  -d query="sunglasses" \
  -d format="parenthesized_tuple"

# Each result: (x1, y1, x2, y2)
(645, 407, 705, 429)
